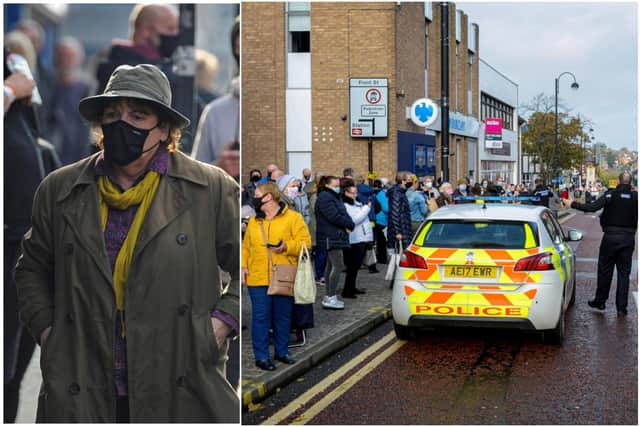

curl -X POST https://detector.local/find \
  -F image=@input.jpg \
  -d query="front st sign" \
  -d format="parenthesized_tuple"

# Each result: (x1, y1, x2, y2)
(350, 78, 388, 138)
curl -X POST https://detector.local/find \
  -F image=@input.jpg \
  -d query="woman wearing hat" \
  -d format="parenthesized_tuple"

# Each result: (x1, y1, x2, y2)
(15, 64, 239, 422)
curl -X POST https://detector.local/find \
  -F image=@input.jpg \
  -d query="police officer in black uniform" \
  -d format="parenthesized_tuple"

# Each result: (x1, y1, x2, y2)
(532, 177, 551, 207)
(563, 171, 638, 315)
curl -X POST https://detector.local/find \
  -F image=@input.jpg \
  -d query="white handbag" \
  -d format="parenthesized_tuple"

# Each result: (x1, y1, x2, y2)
(384, 241, 403, 281)
(294, 243, 316, 304)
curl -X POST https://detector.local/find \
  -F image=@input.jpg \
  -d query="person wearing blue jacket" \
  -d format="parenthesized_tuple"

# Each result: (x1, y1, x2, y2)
(315, 175, 355, 309)
(374, 179, 389, 264)
(406, 175, 428, 235)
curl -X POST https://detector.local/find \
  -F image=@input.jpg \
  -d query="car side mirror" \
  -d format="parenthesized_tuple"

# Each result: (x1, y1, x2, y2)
(567, 229, 583, 241)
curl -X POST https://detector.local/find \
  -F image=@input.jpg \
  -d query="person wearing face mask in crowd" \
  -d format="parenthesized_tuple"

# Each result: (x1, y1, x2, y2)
(421, 175, 440, 200)
(242, 182, 311, 371)
(480, 178, 490, 195)
(315, 175, 355, 309)
(341, 180, 373, 299)
(15, 64, 240, 422)
(242, 168, 262, 206)
(372, 179, 389, 265)
(96, 4, 181, 95)
(452, 178, 472, 204)
(386, 171, 413, 253)
(436, 182, 455, 207)
(301, 168, 313, 188)
(257, 163, 280, 184)
(277, 174, 310, 224)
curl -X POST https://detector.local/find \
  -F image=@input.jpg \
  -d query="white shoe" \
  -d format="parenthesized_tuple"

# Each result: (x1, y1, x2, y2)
(322, 295, 344, 310)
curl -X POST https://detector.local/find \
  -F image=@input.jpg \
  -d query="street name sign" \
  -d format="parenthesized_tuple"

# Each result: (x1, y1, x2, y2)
(350, 78, 388, 138)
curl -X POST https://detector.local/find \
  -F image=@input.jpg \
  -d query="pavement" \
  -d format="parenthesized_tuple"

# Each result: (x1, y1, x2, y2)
(241, 208, 573, 409)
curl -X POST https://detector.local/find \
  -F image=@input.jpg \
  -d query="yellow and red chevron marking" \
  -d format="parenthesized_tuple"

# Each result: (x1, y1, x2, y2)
(404, 285, 537, 308)
(402, 247, 542, 284)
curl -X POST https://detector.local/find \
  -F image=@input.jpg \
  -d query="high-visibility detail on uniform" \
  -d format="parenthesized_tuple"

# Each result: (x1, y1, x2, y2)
(402, 247, 542, 284)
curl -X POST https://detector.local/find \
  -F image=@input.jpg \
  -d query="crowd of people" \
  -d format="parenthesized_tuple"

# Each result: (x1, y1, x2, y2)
(240, 162, 587, 371)
(5, 4, 240, 422)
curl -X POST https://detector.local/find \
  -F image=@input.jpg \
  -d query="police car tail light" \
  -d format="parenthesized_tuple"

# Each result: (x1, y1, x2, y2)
(399, 251, 428, 269)
(514, 252, 555, 271)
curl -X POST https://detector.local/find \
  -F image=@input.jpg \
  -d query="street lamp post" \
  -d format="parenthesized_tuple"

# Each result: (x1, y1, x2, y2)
(554, 72, 579, 187)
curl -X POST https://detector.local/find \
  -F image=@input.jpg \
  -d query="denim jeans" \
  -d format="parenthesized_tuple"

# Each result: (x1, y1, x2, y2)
(247, 286, 293, 361)
(313, 245, 327, 280)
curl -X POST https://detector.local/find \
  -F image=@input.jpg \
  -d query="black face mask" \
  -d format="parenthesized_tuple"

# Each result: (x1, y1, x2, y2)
(304, 175, 311, 181)
(405, 182, 413, 190)
(102, 120, 159, 166)
(251, 195, 266, 211)
(250, 175, 261, 183)
(158, 33, 181, 58)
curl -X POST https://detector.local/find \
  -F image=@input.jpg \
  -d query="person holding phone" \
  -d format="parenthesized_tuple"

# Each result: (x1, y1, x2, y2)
(242, 182, 311, 371)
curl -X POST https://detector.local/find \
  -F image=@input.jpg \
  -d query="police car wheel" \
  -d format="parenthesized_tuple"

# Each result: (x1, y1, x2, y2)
(568, 271, 577, 307)
(542, 303, 566, 345)
(393, 322, 416, 341)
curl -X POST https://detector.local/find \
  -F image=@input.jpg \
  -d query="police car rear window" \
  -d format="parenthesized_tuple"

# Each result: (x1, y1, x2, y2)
(414, 221, 540, 249)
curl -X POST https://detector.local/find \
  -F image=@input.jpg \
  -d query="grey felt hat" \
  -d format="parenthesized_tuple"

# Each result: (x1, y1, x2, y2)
(78, 63, 190, 128)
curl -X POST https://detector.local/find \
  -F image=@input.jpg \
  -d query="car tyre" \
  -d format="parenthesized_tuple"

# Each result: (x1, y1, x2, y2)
(568, 271, 576, 307)
(542, 304, 565, 345)
(394, 322, 416, 341)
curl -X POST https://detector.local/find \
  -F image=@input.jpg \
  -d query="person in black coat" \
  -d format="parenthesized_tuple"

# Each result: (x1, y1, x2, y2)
(563, 171, 638, 315)
(315, 175, 355, 310)
(387, 172, 413, 251)
(532, 177, 551, 207)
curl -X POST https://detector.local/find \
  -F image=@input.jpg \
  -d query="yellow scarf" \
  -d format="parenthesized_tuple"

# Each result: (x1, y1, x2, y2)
(98, 171, 161, 336)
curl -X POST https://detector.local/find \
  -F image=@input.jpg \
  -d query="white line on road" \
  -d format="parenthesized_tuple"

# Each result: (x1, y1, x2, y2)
(262, 331, 398, 425)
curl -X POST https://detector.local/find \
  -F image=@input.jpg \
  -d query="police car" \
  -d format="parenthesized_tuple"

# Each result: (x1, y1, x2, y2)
(391, 203, 583, 344)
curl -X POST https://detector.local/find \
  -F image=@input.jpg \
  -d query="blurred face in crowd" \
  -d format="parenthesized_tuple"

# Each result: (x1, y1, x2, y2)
(55, 39, 84, 83)
(344, 186, 358, 201)
(326, 178, 340, 193)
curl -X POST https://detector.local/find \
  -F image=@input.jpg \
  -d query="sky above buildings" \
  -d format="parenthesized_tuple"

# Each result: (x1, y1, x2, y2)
(458, 1, 638, 152)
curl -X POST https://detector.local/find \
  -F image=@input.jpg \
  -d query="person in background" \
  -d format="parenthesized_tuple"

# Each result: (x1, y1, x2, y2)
(452, 178, 471, 204)
(406, 174, 427, 235)
(242, 182, 311, 371)
(373, 179, 388, 265)
(306, 172, 325, 286)
(315, 175, 355, 310)
(480, 178, 490, 195)
(192, 17, 239, 179)
(95, 4, 180, 94)
(14, 19, 55, 136)
(422, 175, 440, 200)
(257, 163, 280, 184)
(48, 36, 92, 165)
(242, 168, 262, 206)
(277, 174, 310, 224)
(386, 171, 413, 252)
(532, 177, 551, 208)
(16, 64, 239, 422)
(436, 182, 455, 207)
(301, 168, 313, 188)
(354, 175, 377, 273)
(341, 180, 373, 299)
(343, 167, 354, 179)
(563, 171, 637, 316)
(194, 48, 221, 124)
(470, 183, 484, 203)
(4, 47, 40, 423)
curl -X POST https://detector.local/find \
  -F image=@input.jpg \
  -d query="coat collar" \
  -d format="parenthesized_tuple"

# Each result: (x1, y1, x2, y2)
(57, 150, 208, 203)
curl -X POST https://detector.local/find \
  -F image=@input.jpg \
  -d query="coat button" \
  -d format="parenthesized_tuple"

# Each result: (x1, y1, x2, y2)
(66, 313, 74, 323)
(177, 304, 189, 316)
(65, 243, 74, 254)
(176, 233, 188, 245)
(68, 383, 80, 395)
(177, 376, 187, 387)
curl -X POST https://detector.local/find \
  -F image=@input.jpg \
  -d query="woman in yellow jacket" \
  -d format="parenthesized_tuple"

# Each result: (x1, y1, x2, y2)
(242, 182, 311, 371)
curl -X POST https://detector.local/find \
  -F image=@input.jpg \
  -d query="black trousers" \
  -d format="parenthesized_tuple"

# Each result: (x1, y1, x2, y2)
(4, 239, 36, 423)
(594, 231, 636, 311)
(373, 224, 388, 264)
(342, 242, 367, 297)
(116, 396, 130, 423)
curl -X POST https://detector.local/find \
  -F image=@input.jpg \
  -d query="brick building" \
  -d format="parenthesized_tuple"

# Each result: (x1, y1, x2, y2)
(242, 2, 480, 184)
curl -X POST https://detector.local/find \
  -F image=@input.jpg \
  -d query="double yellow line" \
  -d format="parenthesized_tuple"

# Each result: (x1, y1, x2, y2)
(263, 331, 406, 425)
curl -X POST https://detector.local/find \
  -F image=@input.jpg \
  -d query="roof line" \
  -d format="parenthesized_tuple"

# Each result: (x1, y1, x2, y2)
(479, 57, 519, 87)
